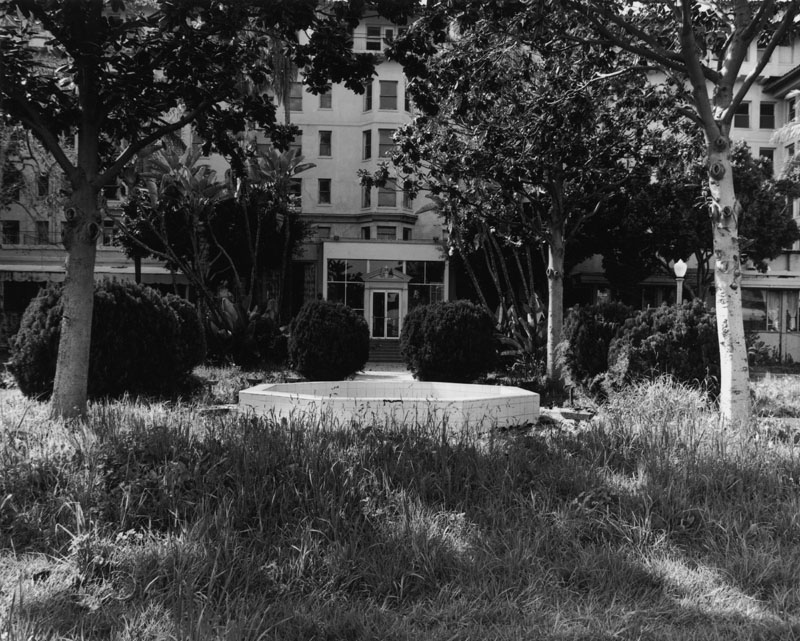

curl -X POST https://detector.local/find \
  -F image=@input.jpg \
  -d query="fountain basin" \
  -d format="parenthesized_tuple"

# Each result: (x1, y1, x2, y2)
(239, 380, 539, 431)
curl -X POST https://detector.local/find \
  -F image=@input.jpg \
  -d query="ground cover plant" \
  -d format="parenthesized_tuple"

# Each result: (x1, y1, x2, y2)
(1, 373, 800, 639)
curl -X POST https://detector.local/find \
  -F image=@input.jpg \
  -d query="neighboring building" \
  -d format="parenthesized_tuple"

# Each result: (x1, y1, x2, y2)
(569, 39, 800, 361)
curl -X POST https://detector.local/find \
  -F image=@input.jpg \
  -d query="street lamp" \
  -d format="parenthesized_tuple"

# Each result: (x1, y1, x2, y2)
(673, 258, 687, 305)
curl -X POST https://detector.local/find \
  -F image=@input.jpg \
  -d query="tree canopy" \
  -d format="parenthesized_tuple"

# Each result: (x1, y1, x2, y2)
(376, 5, 675, 379)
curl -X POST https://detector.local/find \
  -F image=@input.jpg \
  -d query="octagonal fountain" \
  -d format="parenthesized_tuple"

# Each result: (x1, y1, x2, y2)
(239, 380, 539, 433)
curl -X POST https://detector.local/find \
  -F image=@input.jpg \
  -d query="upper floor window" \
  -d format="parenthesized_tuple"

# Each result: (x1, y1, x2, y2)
(102, 219, 115, 246)
(378, 183, 396, 207)
(316, 225, 331, 239)
(319, 91, 332, 109)
(377, 225, 396, 240)
(289, 178, 302, 208)
(759, 147, 775, 167)
(37, 173, 49, 196)
(289, 130, 302, 157)
(319, 130, 332, 157)
(361, 226, 371, 239)
(318, 178, 331, 204)
(289, 82, 303, 111)
(2, 220, 20, 245)
(35, 220, 49, 245)
(365, 24, 382, 51)
(378, 129, 395, 157)
(379, 80, 398, 110)
(362, 185, 372, 208)
(364, 80, 373, 111)
(733, 102, 750, 128)
(404, 83, 411, 112)
(760, 102, 776, 129)
(362, 130, 372, 159)
(789, 98, 797, 123)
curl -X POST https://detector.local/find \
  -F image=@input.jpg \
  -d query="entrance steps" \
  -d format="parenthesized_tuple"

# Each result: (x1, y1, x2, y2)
(368, 339, 402, 363)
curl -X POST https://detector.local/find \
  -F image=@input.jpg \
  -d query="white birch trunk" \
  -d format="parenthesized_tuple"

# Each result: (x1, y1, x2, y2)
(707, 141, 750, 424)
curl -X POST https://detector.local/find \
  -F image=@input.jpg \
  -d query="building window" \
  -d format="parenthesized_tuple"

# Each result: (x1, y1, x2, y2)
(2, 220, 20, 245)
(35, 220, 49, 245)
(289, 130, 302, 157)
(759, 147, 775, 166)
(289, 82, 303, 111)
(289, 178, 302, 208)
(319, 91, 332, 109)
(37, 173, 49, 196)
(102, 219, 115, 246)
(406, 260, 445, 309)
(362, 130, 372, 159)
(743, 288, 800, 332)
(787, 143, 795, 162)
(402, 189, 413, 209)
(365, 24, 382, 51)
(361, 226, 371, 239)
(378, 129, 395, 157)
(733, 102, 750, 128)
(364, 80, 373, 111)
(378, 183, 396, 207)
(318, 178, 331, 204)
(402, 227, 412, 241)
(362, 185, 372, 208)
(319, 130, 332, 157)
(377, 225, 396, 240)
(316, 225, 331, 239)
(379, 80, 398, 110)
(760, 102, 776, 129)
(790, 98, 797, 123)
(327, 258, 366, 315)
(404, 83, 411, 112)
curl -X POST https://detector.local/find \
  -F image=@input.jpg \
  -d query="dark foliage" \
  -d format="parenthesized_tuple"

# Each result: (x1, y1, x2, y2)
(400, 300, 497, 383)
(10, 282, 204, 399)
(288, 300, 369, 380)
(605, 300, 720, 398)
(165, 294, 207, 373)
(557, 301, 633, 388)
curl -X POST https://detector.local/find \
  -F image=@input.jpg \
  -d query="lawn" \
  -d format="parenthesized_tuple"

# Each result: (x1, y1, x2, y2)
(1, 370, 800, 640)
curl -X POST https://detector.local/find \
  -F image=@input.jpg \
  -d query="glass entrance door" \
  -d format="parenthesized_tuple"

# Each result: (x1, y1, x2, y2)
(371, 290, 400, 338)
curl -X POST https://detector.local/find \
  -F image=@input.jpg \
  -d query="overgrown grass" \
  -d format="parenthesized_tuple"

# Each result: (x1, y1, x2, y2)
(1, 375, 800, 639)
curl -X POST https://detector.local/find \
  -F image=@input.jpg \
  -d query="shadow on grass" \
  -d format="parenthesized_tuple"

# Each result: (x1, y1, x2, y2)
(4, 380, 800, 639)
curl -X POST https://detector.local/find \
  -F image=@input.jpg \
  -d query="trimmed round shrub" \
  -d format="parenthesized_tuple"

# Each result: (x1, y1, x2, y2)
(400, 300, 497, 383)
(605, 299, 719, 397)
(165, 294, 207, 373)
(288, 300, 369, 380)
(10, 281, 203, 399)
(557, 301, 633, 387)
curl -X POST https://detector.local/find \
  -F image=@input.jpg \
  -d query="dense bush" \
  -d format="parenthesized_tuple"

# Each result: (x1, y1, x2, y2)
(400, 300, 497, 383)
(557, 301, 633, 388)
(10, 281, 205, 399)
(605, 300, 720, 397)
(288, 300, 369, 380)
(165, 294, 207, 373)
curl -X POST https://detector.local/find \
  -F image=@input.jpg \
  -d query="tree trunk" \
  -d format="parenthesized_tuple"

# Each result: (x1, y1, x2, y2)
(546, 223, 565, 381)
(707, 141, 750, 424)
(50, 183, 99, 419)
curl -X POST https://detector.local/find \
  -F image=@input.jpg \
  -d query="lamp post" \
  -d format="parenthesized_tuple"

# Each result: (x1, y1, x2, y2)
(673, 259, 687, 306)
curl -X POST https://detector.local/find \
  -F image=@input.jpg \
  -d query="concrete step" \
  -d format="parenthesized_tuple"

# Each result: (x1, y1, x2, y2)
(369, 340, 402, 363)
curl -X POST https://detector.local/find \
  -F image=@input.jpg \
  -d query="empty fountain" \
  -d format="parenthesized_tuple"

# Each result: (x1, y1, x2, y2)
(239, 380, 539, 432)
